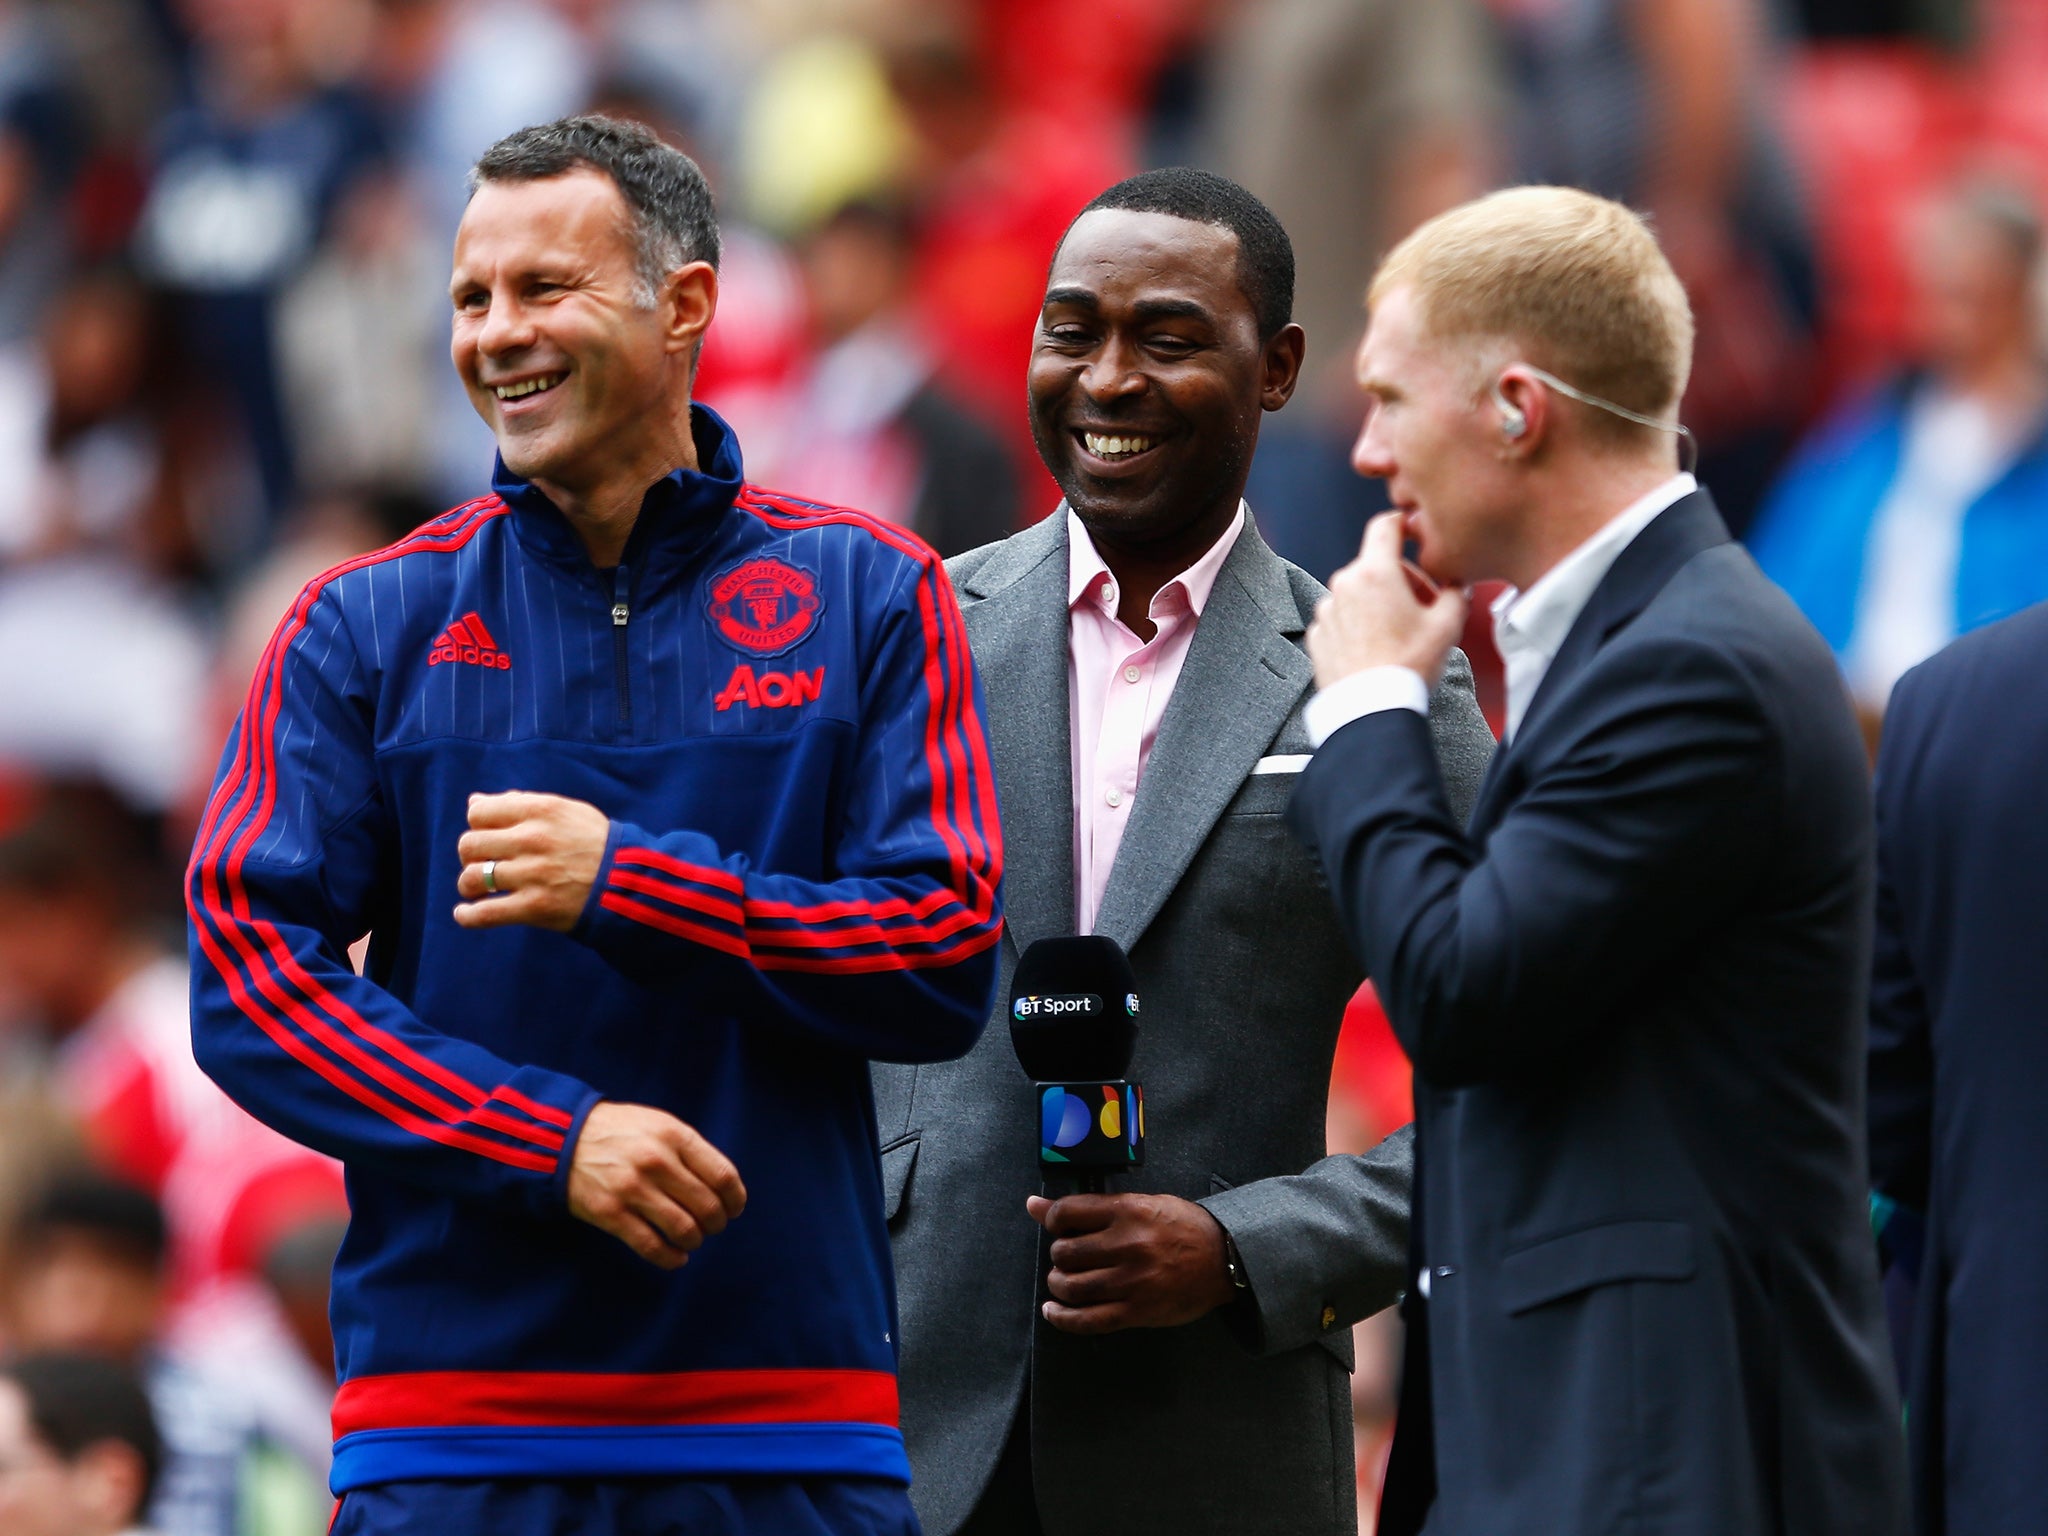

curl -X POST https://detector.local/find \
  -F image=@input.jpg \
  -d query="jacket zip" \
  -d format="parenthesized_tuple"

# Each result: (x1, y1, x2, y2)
(610, 565, 632, 738)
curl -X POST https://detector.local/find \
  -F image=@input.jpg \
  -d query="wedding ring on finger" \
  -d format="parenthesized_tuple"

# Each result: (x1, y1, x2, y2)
(482, 859, 498, 895)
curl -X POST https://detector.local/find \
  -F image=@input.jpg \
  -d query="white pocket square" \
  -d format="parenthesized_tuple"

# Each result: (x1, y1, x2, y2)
(1250, 754, 1311, 775)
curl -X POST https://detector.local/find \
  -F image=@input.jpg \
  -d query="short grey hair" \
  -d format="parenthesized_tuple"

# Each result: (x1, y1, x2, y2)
(469, 114, 720, 305)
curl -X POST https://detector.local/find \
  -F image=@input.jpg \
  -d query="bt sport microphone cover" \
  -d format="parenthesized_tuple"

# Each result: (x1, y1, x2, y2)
(1008, 935, 1141, 1082)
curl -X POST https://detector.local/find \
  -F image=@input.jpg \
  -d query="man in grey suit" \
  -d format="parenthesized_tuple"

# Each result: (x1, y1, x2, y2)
(874, 169, 1495, 1536)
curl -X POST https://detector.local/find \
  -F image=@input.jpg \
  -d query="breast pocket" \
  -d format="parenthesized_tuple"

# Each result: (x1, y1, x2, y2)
(1223, 770, 1301, 818)
(1498, 1219, 1697, 1314)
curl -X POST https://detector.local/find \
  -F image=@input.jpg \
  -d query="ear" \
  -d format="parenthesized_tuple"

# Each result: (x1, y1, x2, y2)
(1491, 365, 1549, 456)
(1260, 322, 1307, 412)
(661, 260, 719, 360)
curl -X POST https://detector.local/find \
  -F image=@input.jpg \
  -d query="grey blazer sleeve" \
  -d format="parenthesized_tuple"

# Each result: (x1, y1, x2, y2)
(1426, 646, 1495, 829)
(1199, 1124, 1414, 1355)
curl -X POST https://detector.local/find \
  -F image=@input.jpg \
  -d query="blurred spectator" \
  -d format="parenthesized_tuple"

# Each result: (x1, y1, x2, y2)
(275, 171, 445, 499)
(1484, 0, 1817, 534)
(738, 32, 903, 234)
(0, 267, 202, 577)
(0, 780, 185, 1196)
(164, 1212, 340, 1532)
(0, 0, 86, 348)
(736, 199, 1016, 555)
(1749, 176, 2048, 738)
(1206, 0, 1502, 581)
(884, 18, 1127, 519)
(0, 1350, 163, 1536)
(0, 1086, 83, 1301)
(0, 558, 208, 812)
(977, 0, 1189, 158)
(0, 777, 347, 1302)
(4, 1175, 258, 1536)
(134, 0, 388, 526)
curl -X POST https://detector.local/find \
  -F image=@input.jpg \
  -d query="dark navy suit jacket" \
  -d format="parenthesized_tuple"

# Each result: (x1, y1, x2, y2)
(1870, 600, 2048, 1536)
(1290, 491, 1909, 1536)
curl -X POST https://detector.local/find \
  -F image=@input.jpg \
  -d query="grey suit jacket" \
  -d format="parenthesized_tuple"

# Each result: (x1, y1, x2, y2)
(874, 510, 1495, 1536)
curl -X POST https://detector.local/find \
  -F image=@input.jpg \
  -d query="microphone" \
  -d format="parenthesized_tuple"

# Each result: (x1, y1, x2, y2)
(1009, 936, 1145, 1194)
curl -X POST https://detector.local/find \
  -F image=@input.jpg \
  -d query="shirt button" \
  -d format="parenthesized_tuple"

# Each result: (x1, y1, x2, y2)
(1418, 1267, 1432, 1300)
(1122, 664, 1142, 683)
(1104, 787, 1124, 808)
(1320, 1305, 1337, 1331)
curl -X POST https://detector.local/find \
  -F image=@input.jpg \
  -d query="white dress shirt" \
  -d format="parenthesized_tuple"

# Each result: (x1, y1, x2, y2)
(1304, 473, 1697, 747)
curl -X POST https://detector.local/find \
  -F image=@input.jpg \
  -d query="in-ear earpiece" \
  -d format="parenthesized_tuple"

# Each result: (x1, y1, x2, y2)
(1491, 378, 1528, 439)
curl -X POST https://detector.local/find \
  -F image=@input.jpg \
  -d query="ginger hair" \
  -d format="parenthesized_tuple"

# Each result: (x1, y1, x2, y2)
(1369, 186, 1694, 444)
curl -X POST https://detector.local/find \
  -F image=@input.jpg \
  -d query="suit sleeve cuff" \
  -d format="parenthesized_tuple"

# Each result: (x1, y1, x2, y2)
(1305, 666, 1431, 748)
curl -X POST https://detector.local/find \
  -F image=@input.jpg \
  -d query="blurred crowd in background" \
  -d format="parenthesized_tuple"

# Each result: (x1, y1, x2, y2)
(4, 0, 2048, 1531)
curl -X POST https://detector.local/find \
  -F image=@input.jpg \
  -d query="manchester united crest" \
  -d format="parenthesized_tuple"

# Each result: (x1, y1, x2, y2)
(707, 557, 823, 656)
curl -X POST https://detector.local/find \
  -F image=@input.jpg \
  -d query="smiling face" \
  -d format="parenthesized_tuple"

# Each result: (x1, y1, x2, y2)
(1351, 284, 1521, 586)
(450, 169, 708, 497)
(1028, 208, 1300, 561)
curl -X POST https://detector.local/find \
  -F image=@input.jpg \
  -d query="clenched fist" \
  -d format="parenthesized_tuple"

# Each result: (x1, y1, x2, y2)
(453, 790, 609, 932)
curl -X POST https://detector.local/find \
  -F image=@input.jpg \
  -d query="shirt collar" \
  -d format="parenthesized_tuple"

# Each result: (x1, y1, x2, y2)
(494, 402, 746, 574)
(1491, 473, 1696, 663)
(1067, 501, 1247, 623)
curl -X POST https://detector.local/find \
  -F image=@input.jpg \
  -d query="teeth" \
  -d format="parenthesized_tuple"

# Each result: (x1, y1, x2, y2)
(1085, 433, 1156, 459)
(494, 374, 564, 400)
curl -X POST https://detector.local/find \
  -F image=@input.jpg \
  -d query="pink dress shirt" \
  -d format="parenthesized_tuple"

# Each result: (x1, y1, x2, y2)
(1067, 503, 1246, 934)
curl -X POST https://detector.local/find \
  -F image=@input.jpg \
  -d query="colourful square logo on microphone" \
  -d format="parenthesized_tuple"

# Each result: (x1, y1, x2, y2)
(1039, 1082, 1144, 1168)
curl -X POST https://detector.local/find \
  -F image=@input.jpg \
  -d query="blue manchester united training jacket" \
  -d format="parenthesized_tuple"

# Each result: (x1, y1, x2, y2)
(186, 407, 1003, 1493)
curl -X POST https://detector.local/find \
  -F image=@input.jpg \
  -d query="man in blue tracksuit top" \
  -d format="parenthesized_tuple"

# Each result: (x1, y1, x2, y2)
(185, 115, 1003, 1535)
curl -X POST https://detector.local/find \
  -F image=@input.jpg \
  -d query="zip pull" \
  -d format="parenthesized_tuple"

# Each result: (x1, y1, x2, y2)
(610, 565, 633, 737)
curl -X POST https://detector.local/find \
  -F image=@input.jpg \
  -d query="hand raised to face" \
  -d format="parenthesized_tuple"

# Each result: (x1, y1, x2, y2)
(1308, 511, 1470, 692)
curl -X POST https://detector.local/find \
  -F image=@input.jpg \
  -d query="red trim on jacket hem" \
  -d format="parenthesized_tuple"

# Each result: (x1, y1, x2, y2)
(332, 1368, 901, 1435)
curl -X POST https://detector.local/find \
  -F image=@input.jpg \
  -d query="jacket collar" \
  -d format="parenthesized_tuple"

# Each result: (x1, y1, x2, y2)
(957, 504, 1312, 955)
(1473, 488, 1730, 825)
(493, 403, 746, 583)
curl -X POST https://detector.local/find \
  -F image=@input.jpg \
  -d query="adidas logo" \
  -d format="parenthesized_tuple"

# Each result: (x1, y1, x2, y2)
(428, 612, 511, 669)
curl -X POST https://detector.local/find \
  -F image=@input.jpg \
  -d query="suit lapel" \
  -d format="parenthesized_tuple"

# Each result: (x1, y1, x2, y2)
(957, 513, 1075, 955)
(1471, 489, 1732, 831)
(1093, 521, 1310, 953)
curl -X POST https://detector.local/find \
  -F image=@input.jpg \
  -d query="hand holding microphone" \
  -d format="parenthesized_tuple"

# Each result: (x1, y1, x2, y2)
(1009, 936, 1241, 1334)
(1027, 1191, 1237, 1334)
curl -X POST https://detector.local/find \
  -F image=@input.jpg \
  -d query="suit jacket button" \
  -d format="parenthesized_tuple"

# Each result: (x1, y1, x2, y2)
(1320, 1305, 1337, 1330)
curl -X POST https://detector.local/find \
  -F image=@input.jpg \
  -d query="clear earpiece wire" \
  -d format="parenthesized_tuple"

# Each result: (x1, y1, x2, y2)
(1505, 364, 1698, 476)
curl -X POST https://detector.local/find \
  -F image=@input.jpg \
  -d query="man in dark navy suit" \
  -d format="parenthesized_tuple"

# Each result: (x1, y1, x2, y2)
(1275, 186, 1908, 1535)
(1869, 602, 2048, 1536)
